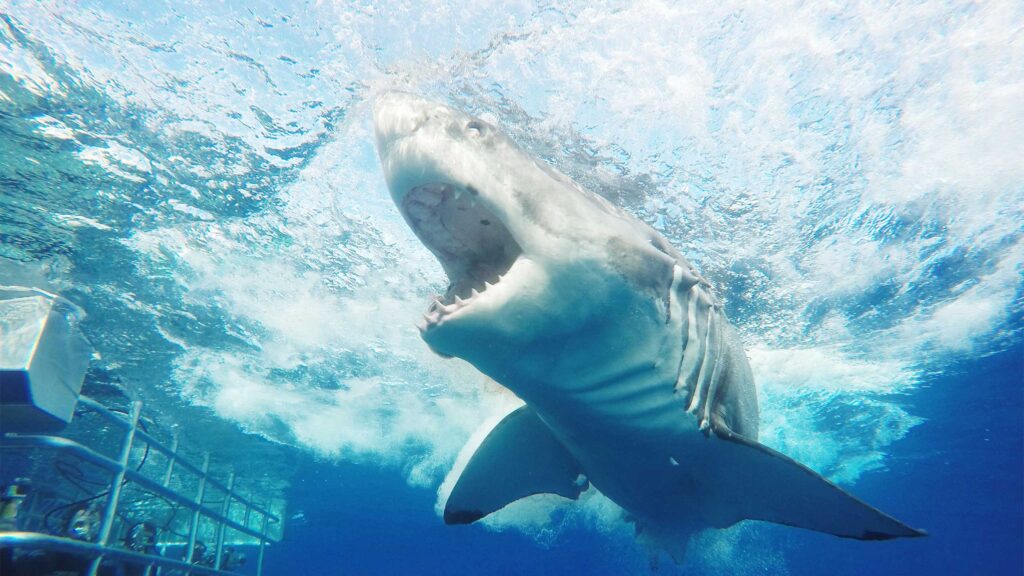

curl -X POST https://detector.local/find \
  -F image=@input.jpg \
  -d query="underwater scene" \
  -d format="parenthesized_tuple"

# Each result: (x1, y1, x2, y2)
(0, 1, 1021, 575)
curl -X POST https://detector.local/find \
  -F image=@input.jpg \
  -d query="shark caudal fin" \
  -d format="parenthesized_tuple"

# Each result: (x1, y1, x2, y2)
(443, 406, 588, 524)
(708, 426, 926, 540)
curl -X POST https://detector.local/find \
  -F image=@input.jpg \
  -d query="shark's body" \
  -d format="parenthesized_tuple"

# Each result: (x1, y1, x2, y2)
(372, 93, 923, 556)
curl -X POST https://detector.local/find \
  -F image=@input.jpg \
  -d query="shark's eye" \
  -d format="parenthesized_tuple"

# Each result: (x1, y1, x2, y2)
(465, 120, 485, 138)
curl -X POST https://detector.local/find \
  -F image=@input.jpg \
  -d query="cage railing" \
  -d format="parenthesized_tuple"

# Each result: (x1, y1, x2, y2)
(0, 396, 281, 576)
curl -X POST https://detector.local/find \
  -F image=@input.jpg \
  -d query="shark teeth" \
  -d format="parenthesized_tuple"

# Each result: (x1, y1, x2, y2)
(419, 271, 506, 330)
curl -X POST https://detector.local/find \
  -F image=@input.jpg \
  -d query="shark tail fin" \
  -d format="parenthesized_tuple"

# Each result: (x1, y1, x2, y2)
(711, 426, 926, 540)
(442, 406, 588, 524)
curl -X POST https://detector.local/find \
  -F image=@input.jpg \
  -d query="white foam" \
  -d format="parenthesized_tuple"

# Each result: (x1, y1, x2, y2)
(128, 209, 502, 486)
(34, 115, 76, 140)
(78, 142, 152, 183)
(749, 347, 913, 394)
(750, 346, 923, 483)
(894, 237, 1023, 353)
(51, 214, 112, 231)
(0, 20, 65, 97)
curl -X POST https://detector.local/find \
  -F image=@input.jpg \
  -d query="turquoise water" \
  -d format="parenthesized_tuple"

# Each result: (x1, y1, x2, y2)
(1, 2, 1022, 574)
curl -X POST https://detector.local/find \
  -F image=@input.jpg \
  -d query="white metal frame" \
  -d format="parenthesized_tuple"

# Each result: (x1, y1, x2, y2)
(0, 396, 281, 575)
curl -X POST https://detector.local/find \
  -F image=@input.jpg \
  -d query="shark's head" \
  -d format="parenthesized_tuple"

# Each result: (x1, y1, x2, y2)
(374, 93, 690, 383)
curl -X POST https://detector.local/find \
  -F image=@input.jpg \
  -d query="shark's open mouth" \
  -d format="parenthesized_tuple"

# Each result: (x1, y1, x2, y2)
(402, 182, 522, 329)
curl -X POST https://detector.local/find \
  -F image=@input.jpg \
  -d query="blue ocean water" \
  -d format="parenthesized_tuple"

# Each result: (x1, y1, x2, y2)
(1, 1, 1022, 575)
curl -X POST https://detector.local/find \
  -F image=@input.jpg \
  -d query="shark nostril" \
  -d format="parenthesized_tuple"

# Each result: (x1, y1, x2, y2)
(406, 113, 427, 136)
(466, 120, 484, 137)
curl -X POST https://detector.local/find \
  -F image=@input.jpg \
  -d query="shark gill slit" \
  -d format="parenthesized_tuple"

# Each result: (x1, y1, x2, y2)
(661, 264, 688, 371)
(700, 310, 726, 430)
(675, 286, 703, 400)
(686, 294, 716, 415)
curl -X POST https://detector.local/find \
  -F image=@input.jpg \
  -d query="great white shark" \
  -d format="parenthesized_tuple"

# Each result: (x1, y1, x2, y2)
(372, 92, 924, 557)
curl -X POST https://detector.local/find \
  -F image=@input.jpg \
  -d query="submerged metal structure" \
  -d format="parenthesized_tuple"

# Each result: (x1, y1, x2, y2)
(0, 288, 91, 432)
(0, 290, 282, 575)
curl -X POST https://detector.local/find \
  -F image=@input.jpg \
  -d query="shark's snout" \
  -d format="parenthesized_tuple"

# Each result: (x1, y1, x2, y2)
(373, 92, 530, 344)
(373, 92, 438, 152)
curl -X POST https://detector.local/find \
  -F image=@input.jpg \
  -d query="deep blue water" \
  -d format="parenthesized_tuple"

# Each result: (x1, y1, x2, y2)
(1, 2, 1022, 575)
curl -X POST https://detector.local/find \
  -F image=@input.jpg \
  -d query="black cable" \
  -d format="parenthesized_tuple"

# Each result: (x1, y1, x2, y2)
(153, 493, 185, 537)
(40, 407, 205, 547)
(42, 489, 107, 534)
(42, 414, 154, 535)
(55, 459, 108, 488)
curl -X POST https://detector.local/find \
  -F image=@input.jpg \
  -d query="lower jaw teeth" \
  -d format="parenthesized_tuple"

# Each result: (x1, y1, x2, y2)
(421, 274, 505, 328)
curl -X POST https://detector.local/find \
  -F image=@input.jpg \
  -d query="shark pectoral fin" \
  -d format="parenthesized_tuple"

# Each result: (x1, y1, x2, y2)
(443, 406, 587, 524)
(710, 427, 926, 540)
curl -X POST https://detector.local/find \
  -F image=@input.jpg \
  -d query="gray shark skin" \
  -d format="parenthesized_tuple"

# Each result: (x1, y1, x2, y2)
(373, 92, 924, 558)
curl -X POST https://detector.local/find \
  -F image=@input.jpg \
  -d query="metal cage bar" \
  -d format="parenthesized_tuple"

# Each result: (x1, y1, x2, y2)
(1, 533, 241, 576)
(77, 398, 278, 519)
(86, 401, 142, 576)
(184, 453, 209, 565)
(0, 396, 282, 576)
(213, 472, 234, 570)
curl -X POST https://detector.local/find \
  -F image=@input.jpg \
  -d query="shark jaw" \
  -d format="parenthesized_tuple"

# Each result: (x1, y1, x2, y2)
(373, 92, 665, 372)
(401, 181, 523, 334)
(372, 92, 557, 362)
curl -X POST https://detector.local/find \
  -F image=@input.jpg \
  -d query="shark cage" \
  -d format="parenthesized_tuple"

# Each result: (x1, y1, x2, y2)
(0, 288, 284, 576)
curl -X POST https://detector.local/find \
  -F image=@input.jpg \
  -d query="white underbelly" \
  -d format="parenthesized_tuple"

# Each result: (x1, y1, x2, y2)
(532, 368, 710, 521)
(515, 270, 733, 523)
